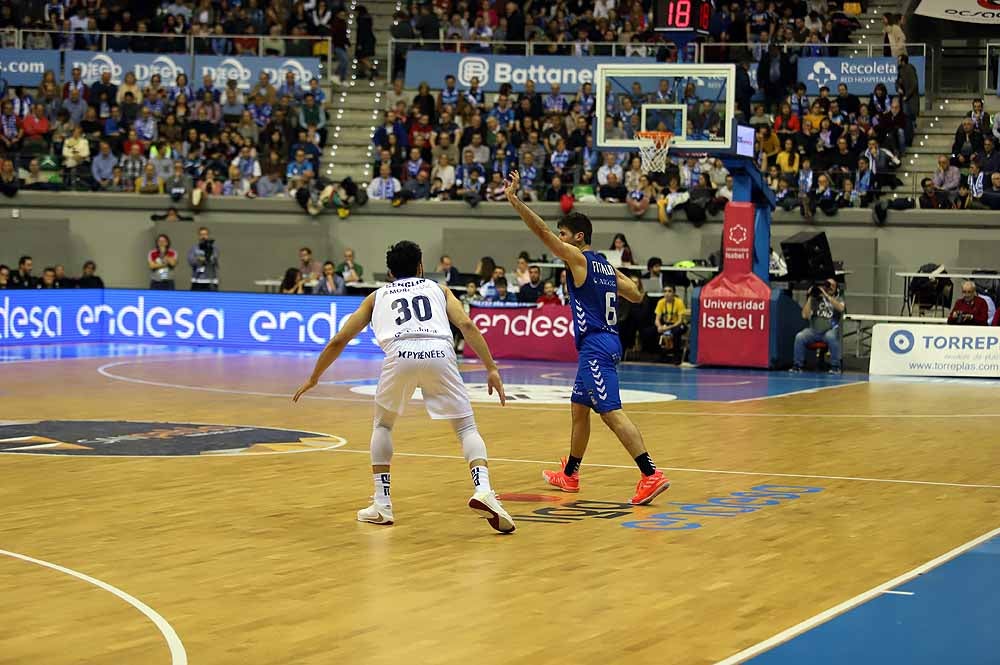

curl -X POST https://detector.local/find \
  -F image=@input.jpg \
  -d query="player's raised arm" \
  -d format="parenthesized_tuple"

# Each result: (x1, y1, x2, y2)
(504, 170, 586, 273)
(443, 286, 506, 406)
(614, 268, 643, 303)
(293, 293, 376, 402)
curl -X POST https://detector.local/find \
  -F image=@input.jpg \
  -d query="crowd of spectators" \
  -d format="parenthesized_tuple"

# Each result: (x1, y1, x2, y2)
(391, 0, 860, 63)
(6, 0, 377, 83)
(0, 255, 104, 289)
(370, 58, 947, 221)
(919, 101, 1000, 211)
(0, 65, 337, 202)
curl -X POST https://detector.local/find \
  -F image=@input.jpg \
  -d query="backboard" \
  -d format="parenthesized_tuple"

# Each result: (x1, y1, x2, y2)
(594, 63, 736, 155)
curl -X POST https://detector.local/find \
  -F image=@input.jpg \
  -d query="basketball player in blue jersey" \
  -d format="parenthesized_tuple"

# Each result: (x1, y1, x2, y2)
(504, 171, 670, 505)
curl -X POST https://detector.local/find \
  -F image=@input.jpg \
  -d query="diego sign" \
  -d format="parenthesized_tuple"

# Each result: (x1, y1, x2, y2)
(64, 52, 322, 91)
(66, 51, 188, 89)
(869, 323, 1000, 377)
(0, 290, 380, 352)
(193, 56, 322, 91)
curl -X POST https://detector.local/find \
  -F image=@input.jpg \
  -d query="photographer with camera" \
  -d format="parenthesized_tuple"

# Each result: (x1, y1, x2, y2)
(790, 278, 845, 374)
(187, 226, 220, 291)
(948, 281, 989, 326)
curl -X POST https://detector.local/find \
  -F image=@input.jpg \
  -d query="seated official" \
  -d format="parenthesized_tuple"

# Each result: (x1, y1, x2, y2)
(948, 281, 989, 325)
(641, 285, 688, 363)
(791, 278, 845, 374)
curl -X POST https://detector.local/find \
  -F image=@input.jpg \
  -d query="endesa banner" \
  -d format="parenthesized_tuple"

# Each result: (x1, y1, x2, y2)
(798, 57, 926, 96)
(696, 202, 771, 368)
(464, 304, 577, 362)
(405, 52, 654, 93)
(869, 323, 1000, 378)
(0, 290, 380, 353)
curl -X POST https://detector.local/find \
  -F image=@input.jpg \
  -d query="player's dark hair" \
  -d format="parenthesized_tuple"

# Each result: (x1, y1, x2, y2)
(557, 212, 592, 245)
(647, 256, 663, 270)
(18, 255, 31, 267)
(495, 277, 508, 288)
(386, 240, 422, 279)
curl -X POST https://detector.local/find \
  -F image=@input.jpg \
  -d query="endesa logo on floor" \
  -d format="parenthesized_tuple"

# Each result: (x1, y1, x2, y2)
(0, 290, 380, 352)
(465, 304, 578, 362)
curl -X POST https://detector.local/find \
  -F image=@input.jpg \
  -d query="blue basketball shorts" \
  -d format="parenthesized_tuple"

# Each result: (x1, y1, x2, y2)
(571, 333, 623, 414)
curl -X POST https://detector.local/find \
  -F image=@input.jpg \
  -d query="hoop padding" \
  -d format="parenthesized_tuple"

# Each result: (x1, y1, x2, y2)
(636, 131, 673, 174)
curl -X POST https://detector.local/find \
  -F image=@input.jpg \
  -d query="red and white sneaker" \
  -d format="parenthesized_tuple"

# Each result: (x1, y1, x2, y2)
(542, 457, 580, 493)
(630, 470, 670, 505)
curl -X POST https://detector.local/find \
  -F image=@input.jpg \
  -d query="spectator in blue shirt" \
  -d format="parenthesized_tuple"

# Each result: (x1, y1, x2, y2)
(134, 107, 158, 142)
(277, 71, 302, 103)
(195, 74, 220, 103)
(90, 141, 117, 190)
(543, 83, 568, 115)
(464, 77, 485, 110)
(286, 149, 310, 180)
(290, 129, 321, 171)
(488, 95, 516, 130)
(490, 277, 517, 303)
(549, 137, 572, 178)
(249, 93, 273, 128)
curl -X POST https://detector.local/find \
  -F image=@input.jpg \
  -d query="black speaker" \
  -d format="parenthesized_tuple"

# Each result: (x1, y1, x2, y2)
(780, 231, 834, 283)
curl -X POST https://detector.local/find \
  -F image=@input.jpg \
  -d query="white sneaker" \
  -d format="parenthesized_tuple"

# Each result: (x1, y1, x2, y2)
(357, 502, 394, 525)
(468, 491, 516, 533)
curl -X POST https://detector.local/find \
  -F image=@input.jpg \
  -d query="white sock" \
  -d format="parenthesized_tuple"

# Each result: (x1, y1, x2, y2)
(471, 466, 492, 493)
(373, 473, 391, 506)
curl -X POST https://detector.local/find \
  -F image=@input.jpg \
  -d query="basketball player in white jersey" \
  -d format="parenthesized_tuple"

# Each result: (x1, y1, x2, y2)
(293, 241, 515, 533)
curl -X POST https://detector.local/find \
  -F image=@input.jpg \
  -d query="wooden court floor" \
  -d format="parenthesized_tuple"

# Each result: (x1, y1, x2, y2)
(1, 351, 998, 665)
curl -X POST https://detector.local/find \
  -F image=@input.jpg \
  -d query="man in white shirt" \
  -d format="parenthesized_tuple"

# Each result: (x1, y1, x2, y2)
(596, 152, 623, 186)
(367, 163, 402, 200)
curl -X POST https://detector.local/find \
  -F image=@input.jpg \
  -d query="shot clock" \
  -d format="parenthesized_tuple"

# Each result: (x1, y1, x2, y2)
(653, 0, 712, 34)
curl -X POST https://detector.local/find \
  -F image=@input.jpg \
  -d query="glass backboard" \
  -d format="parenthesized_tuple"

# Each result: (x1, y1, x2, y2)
(594, 63, 736, 154)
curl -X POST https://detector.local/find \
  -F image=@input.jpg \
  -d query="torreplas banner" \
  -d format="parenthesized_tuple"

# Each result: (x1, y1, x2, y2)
(915, 0, 1000, 24)
(798, 56, 926, 96)
(193, 55, 322, 91)
(0, 290, 380, 353)
(404, 52, 655, 93)
(0, 48, 61, 86)
(869, 323, 1000, 377)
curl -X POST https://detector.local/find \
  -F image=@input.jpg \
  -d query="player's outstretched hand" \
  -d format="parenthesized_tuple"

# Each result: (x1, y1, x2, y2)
(292, 378, 318, 402)
(487, 368, 507, 406)
(504, 171, 520, 204)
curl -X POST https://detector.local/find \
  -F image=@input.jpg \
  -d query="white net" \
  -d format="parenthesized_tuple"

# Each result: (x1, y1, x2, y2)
(636, 132, 673, 174)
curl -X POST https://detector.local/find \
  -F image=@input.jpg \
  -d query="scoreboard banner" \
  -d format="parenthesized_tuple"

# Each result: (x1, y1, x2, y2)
(654, 0, 713, 33)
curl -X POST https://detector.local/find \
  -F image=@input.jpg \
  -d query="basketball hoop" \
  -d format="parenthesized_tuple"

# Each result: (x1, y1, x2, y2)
(636, 130, 674, 174)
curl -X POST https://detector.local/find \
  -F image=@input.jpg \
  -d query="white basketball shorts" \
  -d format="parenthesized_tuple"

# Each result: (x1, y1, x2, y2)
(375, 339, 473, 420)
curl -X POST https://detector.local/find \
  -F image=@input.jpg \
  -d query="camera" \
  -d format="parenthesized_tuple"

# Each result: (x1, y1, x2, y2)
(808, 284, 823, 298)
(200, 238, 215, 261)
